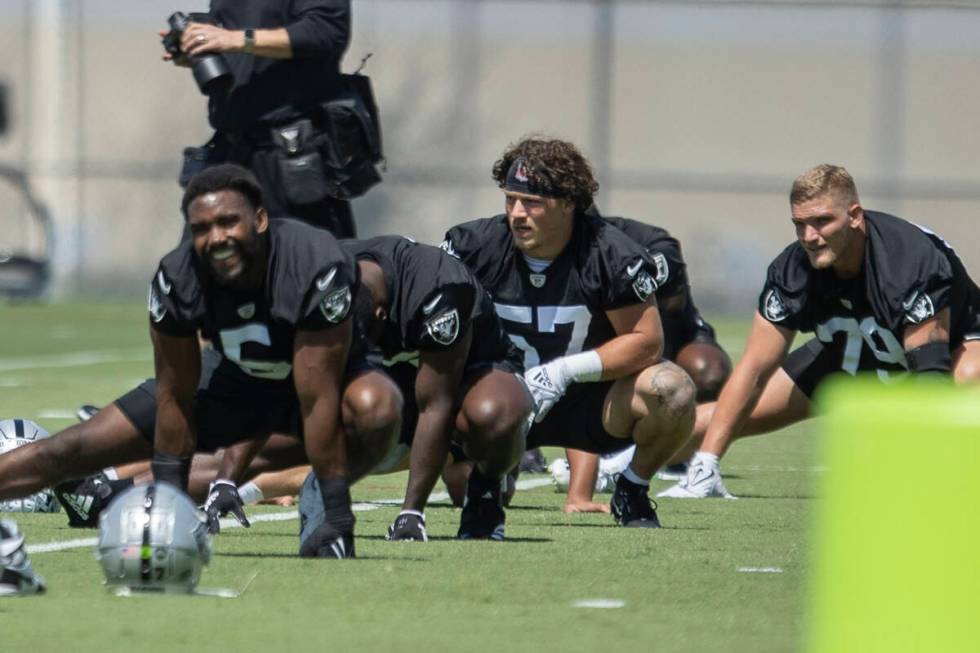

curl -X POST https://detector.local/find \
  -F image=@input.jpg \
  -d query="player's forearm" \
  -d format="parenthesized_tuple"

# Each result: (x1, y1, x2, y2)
(595, 332, 663, 379)
(216, 436, 270, 484)
(700, 363, 770, 457)
(300, 396, 346, 479)
(402, 403, 455, 513)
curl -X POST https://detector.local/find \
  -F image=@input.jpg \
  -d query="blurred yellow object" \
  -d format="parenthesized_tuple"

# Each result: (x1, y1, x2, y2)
(806, 377, 980, 653)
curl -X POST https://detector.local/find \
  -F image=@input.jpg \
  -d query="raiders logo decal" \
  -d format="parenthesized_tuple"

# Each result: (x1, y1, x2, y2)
(425, 309, 460, 346)
(237, 303, 256, 319)
(763, 289, 788, 322)
(652, 252, 669, 287)
(320, 286, 352, 323)
(632, 270, 656, 302)
(529, 273, 546, 288)
(902, 291, 935, 324)
(147, 284, 166, 323)
(439, 239, 460, 260)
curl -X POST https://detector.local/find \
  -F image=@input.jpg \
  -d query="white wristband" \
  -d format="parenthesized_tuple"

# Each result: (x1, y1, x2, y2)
(237, 481, 264, 505)
(560, 350, 603, 383)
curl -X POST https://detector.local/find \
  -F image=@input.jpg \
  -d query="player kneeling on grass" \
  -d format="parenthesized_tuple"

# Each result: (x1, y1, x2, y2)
(0, 165, 403, 559)
(659, 164, 980, 499)
(551, 215, 731, 513)
(441, 136, 697, 528)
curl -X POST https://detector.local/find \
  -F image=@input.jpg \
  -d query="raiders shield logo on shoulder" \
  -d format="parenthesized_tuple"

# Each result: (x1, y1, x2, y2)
(320, 286, 352, 323)
(237, 303, 256, 319)
(652, 252, 669, 287)
(632, 270, 655, 301)
(439, 239, 460, 260)
(903, 291, 935, 324)
(147, 284, 166, 323)
(763, 289, 788, 322)
(529, 273, 546, 288)
(425, 309, 460, 346)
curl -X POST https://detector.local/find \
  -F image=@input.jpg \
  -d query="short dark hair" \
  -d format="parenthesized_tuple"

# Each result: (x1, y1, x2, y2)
(492, 136, 599, 212)
(180, 164, 264, 219)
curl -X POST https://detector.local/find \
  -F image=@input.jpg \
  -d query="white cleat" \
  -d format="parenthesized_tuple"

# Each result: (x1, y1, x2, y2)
(656, 459, 737, 499)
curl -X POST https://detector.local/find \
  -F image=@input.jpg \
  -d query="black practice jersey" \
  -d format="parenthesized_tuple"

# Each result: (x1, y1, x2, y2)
(760, 210, 980, 378)
(601, 216, 715, 346)
(343, 236, 521, 370)
(148, 219, 357, 393)
(442, 213, 659, 368)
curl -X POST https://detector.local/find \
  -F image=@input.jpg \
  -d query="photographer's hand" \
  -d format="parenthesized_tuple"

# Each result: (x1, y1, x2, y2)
(181, 22, 242, 57)
(158, 29, 190, 67)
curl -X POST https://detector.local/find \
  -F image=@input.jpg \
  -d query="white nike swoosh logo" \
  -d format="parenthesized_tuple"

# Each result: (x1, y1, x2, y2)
(627, 260, 643, 277)
(422, 293, 443, 315)
(317, 267, 337, 291)
(157, 271, 172, 295)
(902, 293, 918, 310)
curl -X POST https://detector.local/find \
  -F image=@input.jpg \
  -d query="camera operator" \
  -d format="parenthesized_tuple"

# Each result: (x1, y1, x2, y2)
(160, 0, 362, 238)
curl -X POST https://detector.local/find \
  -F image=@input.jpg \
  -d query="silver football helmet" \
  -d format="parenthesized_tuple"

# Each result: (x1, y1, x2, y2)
(0, 519, 46, 595)
(0, 418, 60, 513)
(97, 483, 212, 594)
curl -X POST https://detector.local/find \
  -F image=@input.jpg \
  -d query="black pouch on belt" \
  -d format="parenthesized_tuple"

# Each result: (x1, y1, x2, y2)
(272, 119, 331, 205)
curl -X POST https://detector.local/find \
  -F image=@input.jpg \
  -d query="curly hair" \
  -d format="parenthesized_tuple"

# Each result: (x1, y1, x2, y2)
(492, 137, 599, 212)
(181, 163, 264, 219)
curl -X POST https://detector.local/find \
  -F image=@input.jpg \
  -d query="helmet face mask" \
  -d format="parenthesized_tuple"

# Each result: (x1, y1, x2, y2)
(0, 418, 60, 514)
(97, 483, 211, 594)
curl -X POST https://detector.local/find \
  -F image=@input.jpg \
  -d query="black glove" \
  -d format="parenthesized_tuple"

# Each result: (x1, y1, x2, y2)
(203, 479, 250, 534)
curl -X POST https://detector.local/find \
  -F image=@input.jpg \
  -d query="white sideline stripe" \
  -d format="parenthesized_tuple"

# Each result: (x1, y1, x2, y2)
(27, 477, 555, 555)
(737, 567, 783, 573)
(573, 598, 626, 609)
(0, 349, 150, 372)
(37, 410, 80, 420)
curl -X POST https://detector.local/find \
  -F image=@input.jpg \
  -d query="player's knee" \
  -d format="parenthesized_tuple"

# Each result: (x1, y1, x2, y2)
(688, 360, 731, 402)
(953, 356, 980, 383)
(344, 382, 403, 437)
(636, 361, 697, 420)
(460, 395, 524, 446)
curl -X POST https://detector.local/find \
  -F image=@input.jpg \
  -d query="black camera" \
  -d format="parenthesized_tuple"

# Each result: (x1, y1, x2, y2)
(162, 12, 231, 95)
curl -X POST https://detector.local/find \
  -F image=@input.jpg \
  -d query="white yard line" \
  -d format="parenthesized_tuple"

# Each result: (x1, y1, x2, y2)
(736, 567, 784, 573)
(0, 349, 150, 372)
(27, 477, 555, 554)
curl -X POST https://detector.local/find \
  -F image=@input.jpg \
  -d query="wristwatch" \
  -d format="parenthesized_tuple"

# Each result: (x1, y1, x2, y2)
(243, 28, 255, 54)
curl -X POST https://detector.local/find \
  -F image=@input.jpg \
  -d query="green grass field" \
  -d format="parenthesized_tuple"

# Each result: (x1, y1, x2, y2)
(0, 303, 816, 653)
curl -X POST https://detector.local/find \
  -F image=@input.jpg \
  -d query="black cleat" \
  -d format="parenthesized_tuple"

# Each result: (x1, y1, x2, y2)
(53, 472, 115, 528)
(75, 405, 100, 422)
(386, 513, 428, 542)
(299, 523, 356, 559)
(610, 475, 662, 528)
(518, 448, 548, 473)
(457, 470, 506, 541)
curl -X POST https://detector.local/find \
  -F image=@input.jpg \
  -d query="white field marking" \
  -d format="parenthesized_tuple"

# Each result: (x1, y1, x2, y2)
(0, 378, 28, 387)
(27, 477, 555, 555)
(737, 567, 783, 573)
(726, 465, 828, 473)
(37, 410, 79, 420)
(0, 349, 150, 373)
(573, 599, 626, 609)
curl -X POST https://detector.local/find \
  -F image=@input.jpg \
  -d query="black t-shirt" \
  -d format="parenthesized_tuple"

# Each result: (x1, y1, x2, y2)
(760, 210, 980, 374)
(442, 213, 658, 368)
(343, 235, 521, 370)
(149, 219, 356, 395)
(206, 0, 350, 130)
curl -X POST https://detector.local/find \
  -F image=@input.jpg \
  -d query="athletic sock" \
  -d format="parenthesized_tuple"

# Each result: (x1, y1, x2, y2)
(318, 476, 355, 532)
(621, 465, 649, 487)
(691, 451, 721, 468)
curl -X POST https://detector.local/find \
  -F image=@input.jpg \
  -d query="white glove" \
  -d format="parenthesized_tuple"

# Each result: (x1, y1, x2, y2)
(524, 360, 571, 423)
